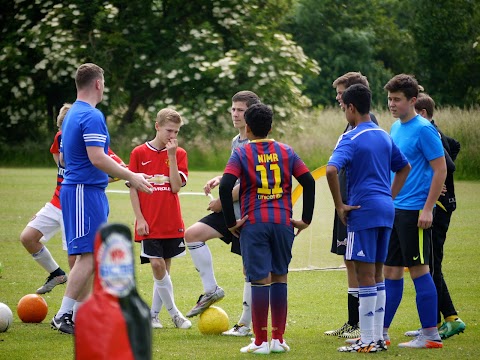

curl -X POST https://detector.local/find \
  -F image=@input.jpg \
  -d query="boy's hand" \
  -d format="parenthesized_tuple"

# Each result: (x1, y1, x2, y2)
(336, 204, 360, 226)
(166, 139, 178, 156)
(207, 198, 222, 213)
(136, 218, 149, 236)
(290, 218, 309, 236)
(128, 173, 153, 194)
(418, 209, 433, 229)
(228, 215, 248, 237)
(204, 176, 222, 194)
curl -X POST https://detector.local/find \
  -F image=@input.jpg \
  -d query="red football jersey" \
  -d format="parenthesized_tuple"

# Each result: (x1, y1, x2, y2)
(129, 142, 188, 241)
(49, 131, 63, 209)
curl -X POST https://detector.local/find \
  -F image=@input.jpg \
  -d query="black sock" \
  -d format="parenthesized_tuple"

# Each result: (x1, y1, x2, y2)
(347, 293, 359, 327)
(50, 267, 65, 276)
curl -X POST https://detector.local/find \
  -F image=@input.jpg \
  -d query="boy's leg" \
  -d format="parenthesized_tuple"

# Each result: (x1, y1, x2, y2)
(398, 221, 442, 348)
(185, 214, 226, 317)
(185, 222, 219, 294)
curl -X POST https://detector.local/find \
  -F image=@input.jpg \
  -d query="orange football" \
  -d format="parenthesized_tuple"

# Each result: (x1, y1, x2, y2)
(17, 294, 48, 323)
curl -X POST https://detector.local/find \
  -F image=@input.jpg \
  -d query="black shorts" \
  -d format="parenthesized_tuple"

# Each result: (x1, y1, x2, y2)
(385, 209, 433, 267)
(331, 211, 347, 255)
(140, 238, 186, 264)
(199, 211, 241, 255)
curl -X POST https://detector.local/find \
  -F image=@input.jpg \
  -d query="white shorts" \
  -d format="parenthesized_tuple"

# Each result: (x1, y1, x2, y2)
(27, 202, 66, 250)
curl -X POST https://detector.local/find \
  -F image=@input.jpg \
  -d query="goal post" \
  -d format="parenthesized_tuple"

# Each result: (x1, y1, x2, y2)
(289, 165, 344, 271)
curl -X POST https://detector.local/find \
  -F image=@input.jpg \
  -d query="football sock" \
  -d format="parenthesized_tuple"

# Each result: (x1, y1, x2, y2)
(51, 267, 66, 277)
(384, 278, 403, 328)
(32, 246, 59, 273)
(155, 274, 179, 317)
(423, 326, 441, 340)
(187, 242, 217, 293)
(270, 282, 287, 343)
(238, 281, 252, 327)
(444, 315, 457, 322)
(72, 301, 83, 322)
(57, 296, 76, 318)
(347, 288, 359, 326)
(374, 282, 386, 342)
(359, 285, 376, 343)
(413, 273, 438, 329)
(251, 283, 270, 345)
(151, 280, 163, 317)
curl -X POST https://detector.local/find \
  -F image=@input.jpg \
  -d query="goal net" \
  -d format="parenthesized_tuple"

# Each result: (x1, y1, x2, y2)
(289, 166, 345, 271)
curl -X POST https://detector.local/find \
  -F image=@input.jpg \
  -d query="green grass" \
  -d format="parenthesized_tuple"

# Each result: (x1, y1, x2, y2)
(0, 168, 478, 359)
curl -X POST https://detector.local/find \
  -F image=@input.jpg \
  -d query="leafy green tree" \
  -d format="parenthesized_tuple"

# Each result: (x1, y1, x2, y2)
(409, 0, 480, 106)
(284, 0, 416, 107)
(0, 0, 319, 146)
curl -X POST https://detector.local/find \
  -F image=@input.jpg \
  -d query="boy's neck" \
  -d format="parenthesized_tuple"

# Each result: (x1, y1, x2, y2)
(238, 127, 248, 140)
(149, 138, 166, 150)
(400, 108, 418, 123)
(354, 114, 372, 127)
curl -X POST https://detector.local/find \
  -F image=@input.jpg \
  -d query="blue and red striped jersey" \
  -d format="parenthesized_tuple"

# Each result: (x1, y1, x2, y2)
(224, 139, 310, 226)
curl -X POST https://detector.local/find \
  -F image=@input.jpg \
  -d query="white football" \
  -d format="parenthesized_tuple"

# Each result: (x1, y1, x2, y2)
(0, 302, 13, 332)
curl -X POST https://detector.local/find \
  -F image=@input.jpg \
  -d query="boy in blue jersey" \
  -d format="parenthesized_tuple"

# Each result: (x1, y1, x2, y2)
(219, 104, 315, 354)
(326, 72, 380, 339)
(51, 63, 153, 335)
(327, 84, 410, 353)
(383, 74, 447, 349)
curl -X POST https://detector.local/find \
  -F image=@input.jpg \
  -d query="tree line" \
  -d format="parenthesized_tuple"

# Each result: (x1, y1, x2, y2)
(0, 0, 478, 149)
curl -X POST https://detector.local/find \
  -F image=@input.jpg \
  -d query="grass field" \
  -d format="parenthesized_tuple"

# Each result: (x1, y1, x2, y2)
(0, 168, 478, 359)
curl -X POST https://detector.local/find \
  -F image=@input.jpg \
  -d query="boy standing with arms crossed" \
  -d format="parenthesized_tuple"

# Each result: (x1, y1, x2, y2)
(326, 84, 410, 352)
(129, 108, 191, 329)
(219, 104, 315, 354)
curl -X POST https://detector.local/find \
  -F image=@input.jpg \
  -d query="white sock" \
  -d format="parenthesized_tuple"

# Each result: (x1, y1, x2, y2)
(151, 280, 163, 318)
(57, 296, 76, 318)
(359, 286, 377, 344)
(348, 287, 359, 298)
(72, 301, 83, 322)
(238, 282, 252, 327)
(374, 282, 386, 342)
(32, 246, 59, 273)
(155, 274, 179, 318)
(187, 242, 217, 293)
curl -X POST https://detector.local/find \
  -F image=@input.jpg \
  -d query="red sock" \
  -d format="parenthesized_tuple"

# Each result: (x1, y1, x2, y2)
(270, 282, 287, 343)
(251, 284, 270, 345)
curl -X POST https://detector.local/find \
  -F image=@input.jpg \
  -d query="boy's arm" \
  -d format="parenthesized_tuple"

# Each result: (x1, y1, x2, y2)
(219, 173, 247, 236)
(297, 172, 315, 225)
(52, 153, 60, 166)
(129, 188, 149, 236)
(326, 165, 360, 226)
(219, 174, 237, 228)
(166, 141, 183, 193)
(418, 156, 447, 229)
(291, 171, 315, 236)
(391, 163, 411, 200)
(87, 146, 153, 193)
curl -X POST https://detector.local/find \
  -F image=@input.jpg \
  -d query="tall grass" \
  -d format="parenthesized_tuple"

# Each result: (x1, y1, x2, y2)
(0, 107, 478, 179)
(283, 106, 480, 180)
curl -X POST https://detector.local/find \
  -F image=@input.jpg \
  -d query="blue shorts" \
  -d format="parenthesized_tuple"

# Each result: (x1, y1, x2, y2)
(240, 223, 294, 282)
(61, 184, 109, 256)
(345, 227, 391, 263)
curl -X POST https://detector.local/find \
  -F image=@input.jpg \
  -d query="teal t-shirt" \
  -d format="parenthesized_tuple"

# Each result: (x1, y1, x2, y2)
(390, 115, 444, 210)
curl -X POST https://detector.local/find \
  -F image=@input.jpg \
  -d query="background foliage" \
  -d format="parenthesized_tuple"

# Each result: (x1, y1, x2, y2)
(1, 0, 479, 176)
